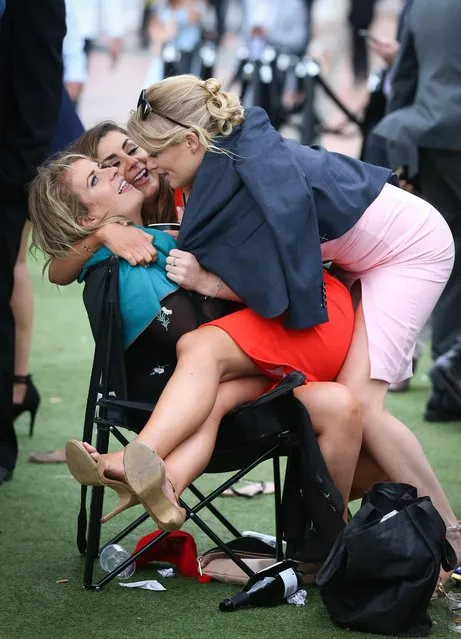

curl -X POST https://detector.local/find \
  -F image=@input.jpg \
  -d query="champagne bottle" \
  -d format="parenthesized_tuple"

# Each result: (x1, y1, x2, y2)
(219, 560, 303, 612)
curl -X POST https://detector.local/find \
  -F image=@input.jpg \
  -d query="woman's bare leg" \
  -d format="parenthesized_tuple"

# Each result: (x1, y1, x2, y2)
(336, 304, 460, 541)
(134, 326, 261, 457)
(350, 447, 388, 501)
(164, 377, 268, 495)
(11, 222, 34, 404)
(82, 376, 267, 483)
(88, 379, 363, 510)
(295, 382, 362, 518)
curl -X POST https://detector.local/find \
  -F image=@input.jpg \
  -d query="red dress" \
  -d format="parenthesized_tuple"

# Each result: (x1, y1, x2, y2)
(206, 271, 354, 384)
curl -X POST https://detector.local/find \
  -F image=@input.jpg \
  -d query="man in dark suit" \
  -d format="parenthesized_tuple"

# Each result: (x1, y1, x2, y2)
(0, 0, 65, 483)
(369, 0, 461, 420)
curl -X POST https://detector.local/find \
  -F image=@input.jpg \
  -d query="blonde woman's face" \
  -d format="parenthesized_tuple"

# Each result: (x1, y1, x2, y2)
(65, 158, 144, 225)
(146, 135, 204, 191)
(97, 131, 160, 202)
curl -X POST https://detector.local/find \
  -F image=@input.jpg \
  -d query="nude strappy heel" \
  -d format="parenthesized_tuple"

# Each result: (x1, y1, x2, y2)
(65, 440, 139, 523)
(123, 441, 186, 532)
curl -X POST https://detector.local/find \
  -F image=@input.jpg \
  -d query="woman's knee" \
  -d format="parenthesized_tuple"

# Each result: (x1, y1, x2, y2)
(176, 326, 233, 365)
(176, 326, 257, 380)
(330, 385, 362, 437)
(297, 382, 362, 439)
(176, 327, 214, 360)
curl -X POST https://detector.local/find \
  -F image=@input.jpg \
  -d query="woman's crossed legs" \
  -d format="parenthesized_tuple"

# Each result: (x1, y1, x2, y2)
(83, 325, 362, 519)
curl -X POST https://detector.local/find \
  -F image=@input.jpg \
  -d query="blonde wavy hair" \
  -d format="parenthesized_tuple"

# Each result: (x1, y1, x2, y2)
(29, 152, 129, 263)
(127, 75, 245, 156)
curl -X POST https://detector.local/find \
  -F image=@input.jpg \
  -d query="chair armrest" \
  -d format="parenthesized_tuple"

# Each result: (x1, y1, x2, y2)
(98, 397, 155, 413)
(231, 371, 305, 415)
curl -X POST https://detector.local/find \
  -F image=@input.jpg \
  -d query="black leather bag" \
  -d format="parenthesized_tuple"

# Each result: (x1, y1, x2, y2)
(316, 483, 457, 636)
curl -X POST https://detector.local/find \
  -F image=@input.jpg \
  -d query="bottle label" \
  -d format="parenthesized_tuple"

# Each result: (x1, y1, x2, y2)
(279, 568, 299, 598)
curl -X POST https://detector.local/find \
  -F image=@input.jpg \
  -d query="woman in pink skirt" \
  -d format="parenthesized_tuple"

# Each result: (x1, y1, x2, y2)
(125, 74, 460, 583)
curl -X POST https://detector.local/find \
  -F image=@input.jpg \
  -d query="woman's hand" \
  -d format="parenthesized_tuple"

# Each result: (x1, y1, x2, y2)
(167, 249, 243, 302)
(399, 179, 415, 193)
(165, 249, 211, 293)
(97, 224, 157, 266)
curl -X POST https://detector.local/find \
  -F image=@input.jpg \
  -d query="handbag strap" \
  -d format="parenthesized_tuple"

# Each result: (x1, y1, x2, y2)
(408, 499, 457, 575)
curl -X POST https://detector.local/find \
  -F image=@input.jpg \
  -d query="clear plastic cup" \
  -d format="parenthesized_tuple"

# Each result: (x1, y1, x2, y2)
(447, 591, 461, 633)
(99, 544, 135, 580)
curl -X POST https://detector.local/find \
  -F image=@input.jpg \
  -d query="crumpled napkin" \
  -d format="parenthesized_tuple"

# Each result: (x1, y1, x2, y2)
(288, 589, 308, 606)
(157, 568, 176, 578)
(119, 580, 166, 591)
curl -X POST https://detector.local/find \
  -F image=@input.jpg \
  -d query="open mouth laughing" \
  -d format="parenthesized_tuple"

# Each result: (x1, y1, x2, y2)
(131, 168, 149, 188)
(118, 178, 133, 194)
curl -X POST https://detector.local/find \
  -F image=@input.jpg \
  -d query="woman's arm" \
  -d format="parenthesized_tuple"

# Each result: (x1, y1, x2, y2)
(166, 248, 242, 302)
(48, 224, 158, 285)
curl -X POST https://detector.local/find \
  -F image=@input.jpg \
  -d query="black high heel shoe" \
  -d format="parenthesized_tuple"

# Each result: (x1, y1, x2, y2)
(12, 374, 41, 437)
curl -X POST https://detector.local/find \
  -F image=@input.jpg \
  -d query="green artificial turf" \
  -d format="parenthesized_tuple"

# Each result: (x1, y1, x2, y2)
(1, 255, 460, 639)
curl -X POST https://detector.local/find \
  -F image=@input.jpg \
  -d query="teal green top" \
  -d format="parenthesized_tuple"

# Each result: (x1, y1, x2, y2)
(78, 226, 179, 349)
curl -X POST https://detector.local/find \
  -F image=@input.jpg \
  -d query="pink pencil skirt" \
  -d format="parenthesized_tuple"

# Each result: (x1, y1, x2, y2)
(321, 183, 455, 383)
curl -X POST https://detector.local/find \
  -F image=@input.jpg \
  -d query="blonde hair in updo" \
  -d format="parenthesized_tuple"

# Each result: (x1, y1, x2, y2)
(127, 75, 245, 156)
(29, 152, 129, 263)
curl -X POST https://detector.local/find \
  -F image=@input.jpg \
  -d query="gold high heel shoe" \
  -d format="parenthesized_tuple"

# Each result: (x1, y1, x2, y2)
(123, 441, 186, 532)
(65, 440, 139, 523)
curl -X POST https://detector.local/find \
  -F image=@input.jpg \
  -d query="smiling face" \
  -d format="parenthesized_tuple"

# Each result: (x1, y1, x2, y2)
(96, 131, 160, 203)
(65, 157, 144, 226)
(146, 134, 205, 191)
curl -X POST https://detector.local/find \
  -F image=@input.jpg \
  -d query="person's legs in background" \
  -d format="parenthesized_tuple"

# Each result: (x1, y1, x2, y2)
(418, 148, 461, 421)
(209, 0, 230, 46)
(348, 0, 377, 83)
(139, 0, 154, 50)
(10, 222, 41, 435)
(0, 192, 27, 484)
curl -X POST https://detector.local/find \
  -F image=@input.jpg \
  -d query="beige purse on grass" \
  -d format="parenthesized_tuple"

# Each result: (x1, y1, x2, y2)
(197, 537, 320, 586)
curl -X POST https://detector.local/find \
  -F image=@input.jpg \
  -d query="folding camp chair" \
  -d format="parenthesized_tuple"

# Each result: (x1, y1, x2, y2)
(76, 256, 345, 590)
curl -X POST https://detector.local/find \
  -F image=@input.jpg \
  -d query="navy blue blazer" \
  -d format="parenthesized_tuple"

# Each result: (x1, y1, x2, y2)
(178, 107, 395, 329)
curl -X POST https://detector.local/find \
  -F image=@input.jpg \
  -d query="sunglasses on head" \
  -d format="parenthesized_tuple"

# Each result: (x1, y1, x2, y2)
(137, 89, 187, 128)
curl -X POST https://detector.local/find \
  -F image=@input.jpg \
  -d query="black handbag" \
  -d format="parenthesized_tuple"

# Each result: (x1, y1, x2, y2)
(316, 482, 457, 636)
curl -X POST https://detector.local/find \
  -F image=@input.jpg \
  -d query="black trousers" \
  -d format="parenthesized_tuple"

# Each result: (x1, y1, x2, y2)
(0, 189, 27, 470)
(349, 0, 378, 79)
(208, 0, 229, 44)
(419, 148, 461, 359)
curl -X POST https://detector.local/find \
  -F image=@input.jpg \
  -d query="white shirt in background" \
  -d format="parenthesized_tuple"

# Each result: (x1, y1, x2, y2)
(63, 0, 87, 84)
(74, 0, 130, 41)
